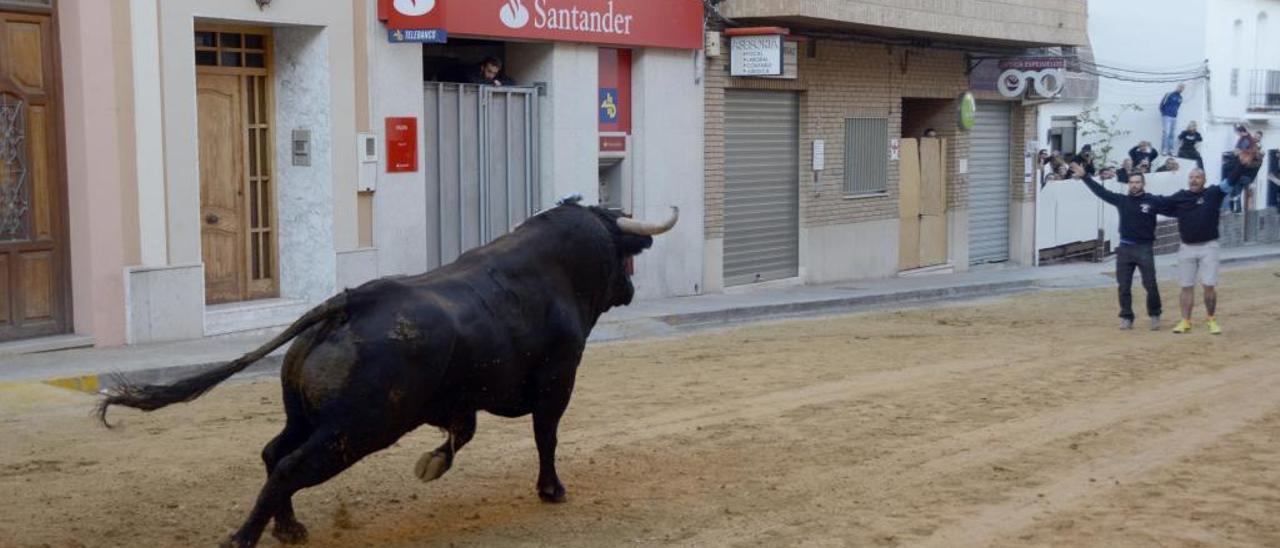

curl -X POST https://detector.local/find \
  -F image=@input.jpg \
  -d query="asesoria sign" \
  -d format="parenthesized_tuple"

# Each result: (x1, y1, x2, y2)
(379, 0, 704, 50)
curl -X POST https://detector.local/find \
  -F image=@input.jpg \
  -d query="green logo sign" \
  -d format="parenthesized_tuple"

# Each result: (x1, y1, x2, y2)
(958, 92, 976, 131)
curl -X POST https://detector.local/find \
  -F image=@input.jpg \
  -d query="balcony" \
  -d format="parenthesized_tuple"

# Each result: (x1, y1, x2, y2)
(1247, 69, 1280, 113)
(717, 0, 1087, 48)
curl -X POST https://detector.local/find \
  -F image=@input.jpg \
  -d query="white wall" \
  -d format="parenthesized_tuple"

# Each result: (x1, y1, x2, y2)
(630, 48, 705, 298)
(366, 2, 428, 277)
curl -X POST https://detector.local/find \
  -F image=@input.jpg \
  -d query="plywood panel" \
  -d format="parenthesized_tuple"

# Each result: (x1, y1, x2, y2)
(920, 214, 948, 267)
(0, 254, 10, 326)
(19, 250, 51, 321)
(5, 20, 45, 91)
(920, 138, 944, 216)
(29, 104, 50, 239)
(898, 139, 921, 271)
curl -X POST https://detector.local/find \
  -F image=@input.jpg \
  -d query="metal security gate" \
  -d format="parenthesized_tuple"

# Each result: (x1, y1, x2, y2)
(724, 90, 800, 286)
(968, 101, 1012, 264)
(424, 83, 540, 270)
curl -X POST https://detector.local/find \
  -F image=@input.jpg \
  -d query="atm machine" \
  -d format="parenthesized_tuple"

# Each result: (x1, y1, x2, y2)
(599, 133, 630, 211)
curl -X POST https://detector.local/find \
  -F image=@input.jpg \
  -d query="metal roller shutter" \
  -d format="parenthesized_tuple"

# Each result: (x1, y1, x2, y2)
(724, 90, 800, 286)
(968, 102, 1012, 264)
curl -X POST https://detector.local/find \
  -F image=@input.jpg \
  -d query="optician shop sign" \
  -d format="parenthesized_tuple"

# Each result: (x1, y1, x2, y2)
(379, 0, 704, 50)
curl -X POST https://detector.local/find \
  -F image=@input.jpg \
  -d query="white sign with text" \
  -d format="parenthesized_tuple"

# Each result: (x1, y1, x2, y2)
(730, 34, 783, 77)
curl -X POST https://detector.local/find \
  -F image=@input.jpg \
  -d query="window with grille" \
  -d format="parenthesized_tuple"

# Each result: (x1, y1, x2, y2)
(195, 30, 269, 69)
(843, 118, 889, 195)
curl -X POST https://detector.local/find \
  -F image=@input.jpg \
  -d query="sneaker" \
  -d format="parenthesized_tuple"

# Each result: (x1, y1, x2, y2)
(1149, 316, 1161, 331)
(1207, 318, 1222, 335)
(1120, 318, 1134, 330)
(1172, 319, 1192, 334)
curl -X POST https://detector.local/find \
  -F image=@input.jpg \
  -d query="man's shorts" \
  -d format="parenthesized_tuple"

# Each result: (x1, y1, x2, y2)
(1178, 239, 1220, 287)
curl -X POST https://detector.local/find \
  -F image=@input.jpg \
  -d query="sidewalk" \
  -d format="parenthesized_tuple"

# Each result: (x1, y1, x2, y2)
(3, 243, 1278, 391)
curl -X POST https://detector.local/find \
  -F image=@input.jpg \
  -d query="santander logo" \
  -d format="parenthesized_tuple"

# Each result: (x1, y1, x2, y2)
(392, 0, 436, 16)
(500, 0, 531, 29)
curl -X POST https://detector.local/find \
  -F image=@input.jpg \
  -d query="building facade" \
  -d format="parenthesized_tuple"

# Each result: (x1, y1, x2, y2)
(703, 0, 1087, 292)
(1034, 0, 1280, 258)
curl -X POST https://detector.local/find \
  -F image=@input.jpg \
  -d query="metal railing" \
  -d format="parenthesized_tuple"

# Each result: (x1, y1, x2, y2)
(1246, 69, 1280, 112)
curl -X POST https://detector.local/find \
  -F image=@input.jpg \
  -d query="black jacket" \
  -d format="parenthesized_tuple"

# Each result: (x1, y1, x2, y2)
(1167, 185, 1225, 244)
(1128, 146, 1159, 167)
(1083, 176, 1171, 245)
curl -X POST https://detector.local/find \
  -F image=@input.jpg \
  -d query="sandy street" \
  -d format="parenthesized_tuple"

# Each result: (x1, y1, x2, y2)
(2, 265, 1279, 547)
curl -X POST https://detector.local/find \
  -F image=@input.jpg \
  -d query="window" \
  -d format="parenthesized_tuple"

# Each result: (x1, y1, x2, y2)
(844, 118, 889, 195)
(194, 30, 268, 69)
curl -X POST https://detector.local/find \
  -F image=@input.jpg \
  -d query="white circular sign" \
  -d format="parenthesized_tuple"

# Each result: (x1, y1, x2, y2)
(393, 0, 436, 17)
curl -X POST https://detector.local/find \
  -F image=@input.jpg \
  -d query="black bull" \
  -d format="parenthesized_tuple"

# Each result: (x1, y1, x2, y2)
(98, 202, 678, 548)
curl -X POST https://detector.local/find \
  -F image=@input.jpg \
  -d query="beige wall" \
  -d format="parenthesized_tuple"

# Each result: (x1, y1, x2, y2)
(720, 0, 1088, 47)
(705, 37, 974, 241)
(61, 0, 130, 345)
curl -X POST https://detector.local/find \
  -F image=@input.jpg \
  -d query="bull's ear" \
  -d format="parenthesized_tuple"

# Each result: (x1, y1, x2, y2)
(616, 234, 653, 257)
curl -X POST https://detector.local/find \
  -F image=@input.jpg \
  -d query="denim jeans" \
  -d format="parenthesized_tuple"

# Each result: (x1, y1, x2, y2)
(1116, 243, 1161, 320)
(1161, 116, 1177, 154)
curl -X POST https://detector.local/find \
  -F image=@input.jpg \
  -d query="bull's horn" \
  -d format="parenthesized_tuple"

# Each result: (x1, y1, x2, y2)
(617, 206, 679, 236)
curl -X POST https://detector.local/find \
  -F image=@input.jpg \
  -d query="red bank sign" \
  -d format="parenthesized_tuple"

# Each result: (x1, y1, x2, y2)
(379, 0, 704, 50)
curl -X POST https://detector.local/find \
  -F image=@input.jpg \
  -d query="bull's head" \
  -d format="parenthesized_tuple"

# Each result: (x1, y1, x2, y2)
(588, 206, 679, 307)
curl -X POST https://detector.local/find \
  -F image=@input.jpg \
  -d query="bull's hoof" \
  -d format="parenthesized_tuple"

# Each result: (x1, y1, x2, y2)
(537, 486, 567, 503)
(414, 451, 449, 482)
(271, 520, 309, 545)
(219, 536, 254, 548)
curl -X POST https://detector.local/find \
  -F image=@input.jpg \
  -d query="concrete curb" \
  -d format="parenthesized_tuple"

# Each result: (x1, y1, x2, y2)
(31, 251, 1280, 394)
(653, 279, 1039, 328)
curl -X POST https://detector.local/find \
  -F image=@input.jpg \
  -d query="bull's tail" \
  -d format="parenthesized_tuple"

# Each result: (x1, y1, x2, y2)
(96, 293, 349, 427)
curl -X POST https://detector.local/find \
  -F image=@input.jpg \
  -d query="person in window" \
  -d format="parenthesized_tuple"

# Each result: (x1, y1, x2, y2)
(1175, 121, 1204, 169)
(467, 57, 516, 87)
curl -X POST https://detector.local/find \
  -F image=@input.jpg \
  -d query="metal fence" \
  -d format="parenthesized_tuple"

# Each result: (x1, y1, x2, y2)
(423, 83, 541, 270)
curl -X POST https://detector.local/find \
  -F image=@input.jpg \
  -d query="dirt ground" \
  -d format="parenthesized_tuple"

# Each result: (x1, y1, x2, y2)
(2, 266, 1279, 548)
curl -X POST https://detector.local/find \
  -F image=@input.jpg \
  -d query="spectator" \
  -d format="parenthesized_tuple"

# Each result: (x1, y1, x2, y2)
(1176, 121, 1204, 169)
(1129, 141, 1159, 167)
(1159, 83, 1185, 154)
(1137, 158, 1153, 174)
(1076, 144, 1097, 175)
(1075, 164, 1174, 330)
(466, 57, 516, 87)
(1156, 157, 1180, 173)
(1115, 158, 1135, 183)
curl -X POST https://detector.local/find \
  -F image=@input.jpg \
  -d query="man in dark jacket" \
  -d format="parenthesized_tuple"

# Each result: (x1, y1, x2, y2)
(1074, 162, 1172, 330)
(1164, 168, 1226, 335)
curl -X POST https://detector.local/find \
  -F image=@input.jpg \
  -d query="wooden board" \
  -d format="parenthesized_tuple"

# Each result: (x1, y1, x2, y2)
(898, 139, 921, 271)
(919, 138, 949, 267)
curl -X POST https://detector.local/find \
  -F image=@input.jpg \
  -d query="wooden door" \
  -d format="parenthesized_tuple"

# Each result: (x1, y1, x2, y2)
(0, 11, 69, 342)
(196, 27, 277, 305)
(198, 73, 246, 304)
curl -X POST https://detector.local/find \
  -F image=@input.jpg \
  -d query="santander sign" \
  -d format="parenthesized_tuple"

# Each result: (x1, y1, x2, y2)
(380, 0, 703, 50)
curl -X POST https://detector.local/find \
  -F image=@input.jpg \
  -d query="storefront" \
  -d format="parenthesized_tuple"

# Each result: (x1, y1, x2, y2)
(366, 0, 707, 299)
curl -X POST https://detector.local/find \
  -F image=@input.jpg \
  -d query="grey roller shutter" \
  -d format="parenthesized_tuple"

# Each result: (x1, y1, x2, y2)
(724, 90, 800, 286)
(968, 102, 1012, 264)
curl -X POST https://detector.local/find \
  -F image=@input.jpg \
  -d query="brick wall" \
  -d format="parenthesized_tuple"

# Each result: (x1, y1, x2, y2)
(705, 35, 997, 238)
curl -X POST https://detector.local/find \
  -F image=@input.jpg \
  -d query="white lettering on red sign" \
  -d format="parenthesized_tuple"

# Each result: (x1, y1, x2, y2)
(504, 0, 634, 35)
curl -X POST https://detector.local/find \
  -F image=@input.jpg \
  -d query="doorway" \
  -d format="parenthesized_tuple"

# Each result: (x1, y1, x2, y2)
(195, 26, 278, 305)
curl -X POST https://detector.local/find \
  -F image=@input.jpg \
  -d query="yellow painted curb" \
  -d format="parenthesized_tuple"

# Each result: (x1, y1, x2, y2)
(42, 374, 102, 394)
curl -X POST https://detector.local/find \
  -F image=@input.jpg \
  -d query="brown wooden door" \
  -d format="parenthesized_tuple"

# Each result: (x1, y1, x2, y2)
(0, 11, 69, 342)
(195, 26, 278, 305)
(198, 73, 246, 304)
